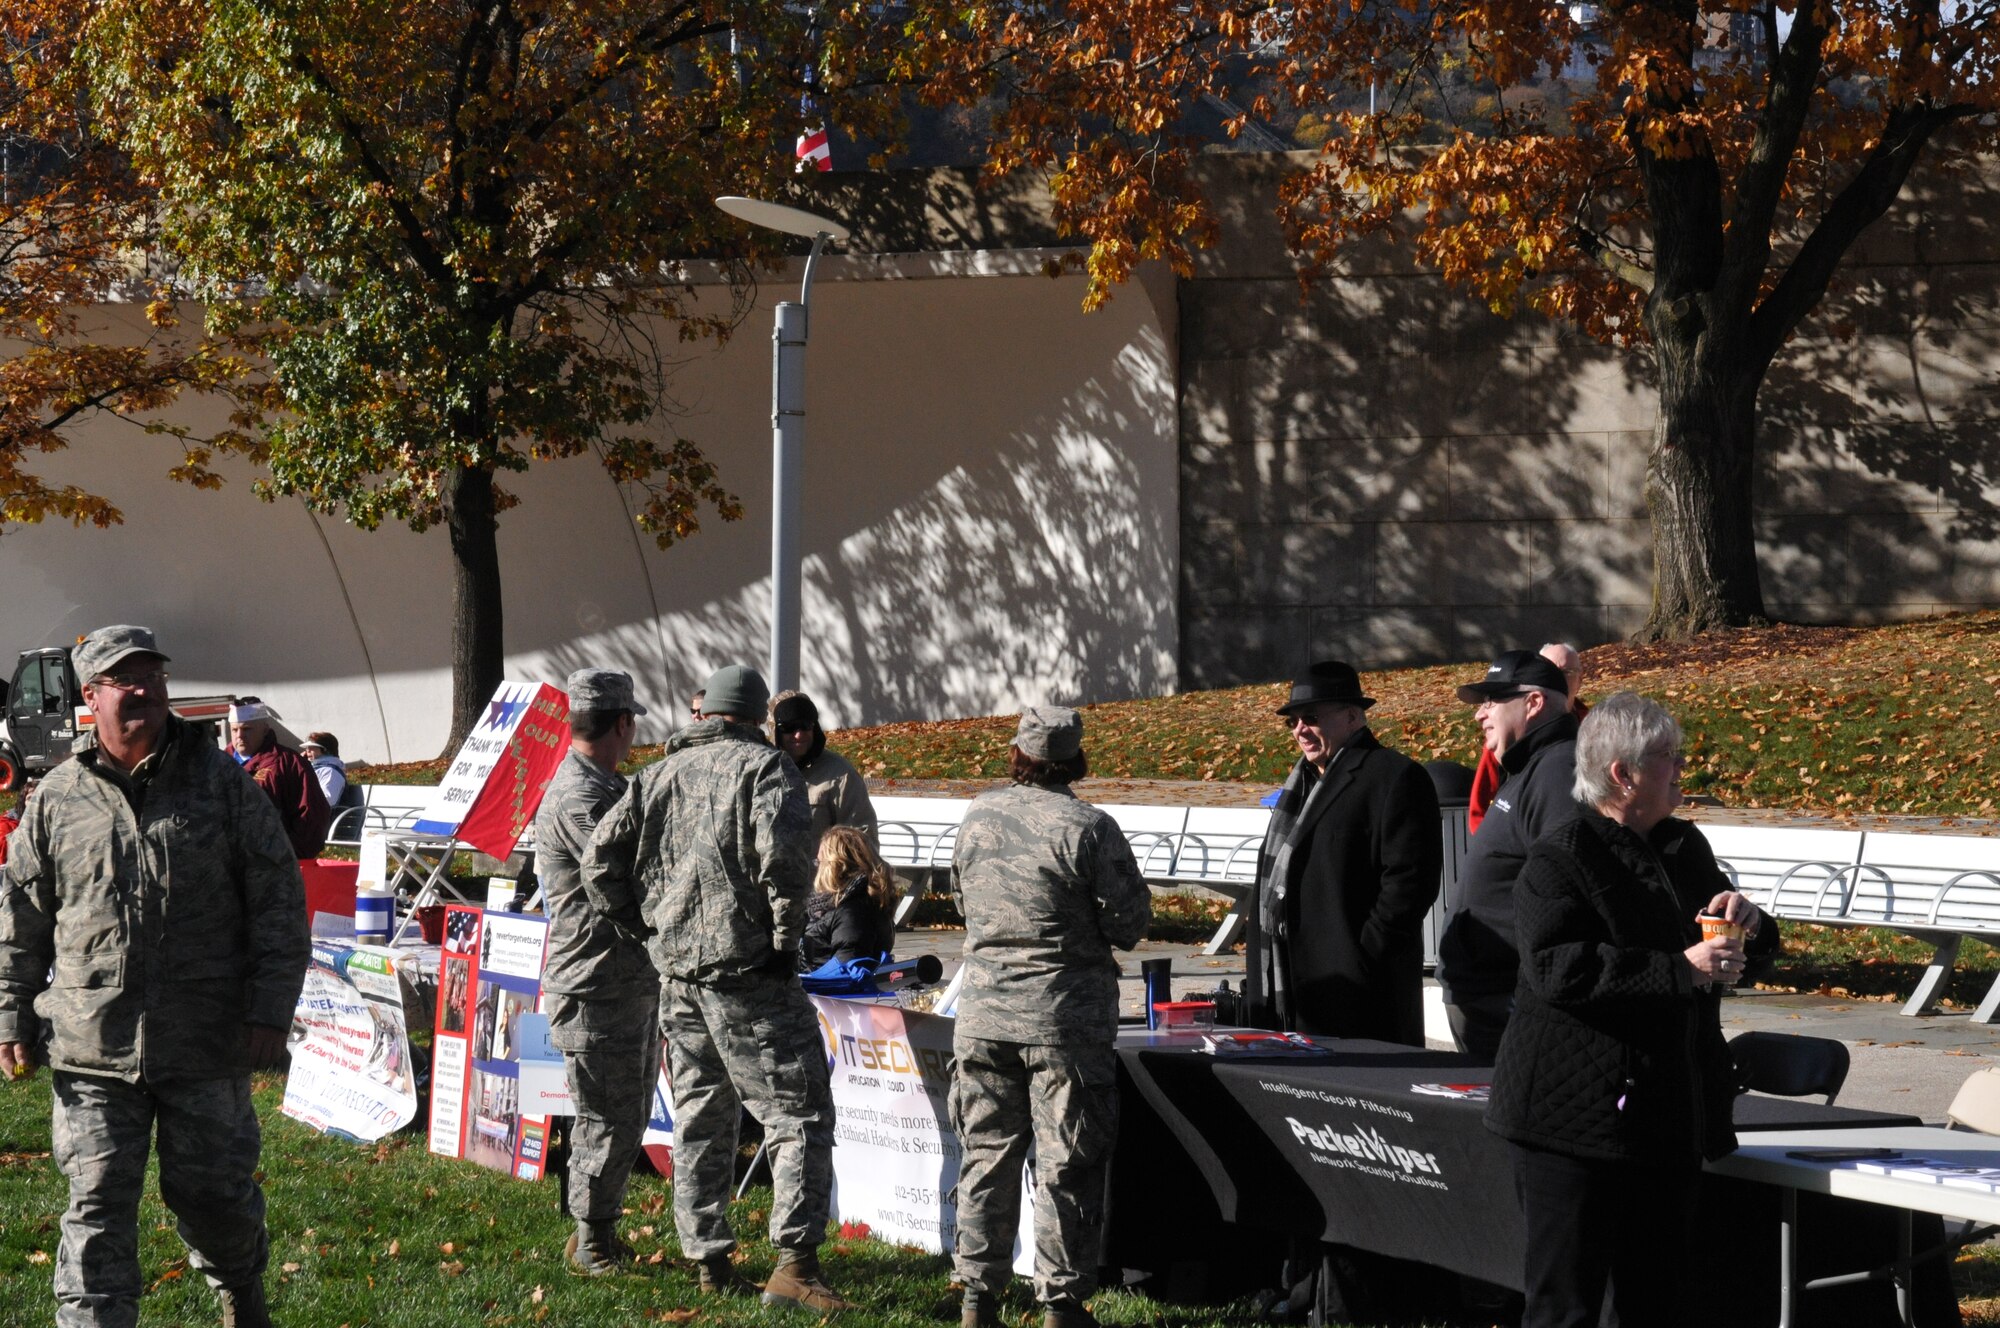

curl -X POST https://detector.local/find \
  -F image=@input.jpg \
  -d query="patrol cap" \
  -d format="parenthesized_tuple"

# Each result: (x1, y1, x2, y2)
(1014, 705, 1083, 761)
(701, 663, 770, 722)
(1455, 649, 1570, 705)
(566, 668, 648, 716)
(75, 625, 169, 683)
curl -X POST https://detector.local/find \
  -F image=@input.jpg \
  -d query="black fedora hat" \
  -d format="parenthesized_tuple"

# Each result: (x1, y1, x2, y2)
(1277, 661, 1375, 715)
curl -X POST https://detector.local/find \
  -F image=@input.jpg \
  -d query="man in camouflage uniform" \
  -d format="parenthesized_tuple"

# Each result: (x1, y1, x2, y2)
(950, 706, 1151, 1328)
(537, 668, 657, 1276)
(584, 663, 850, 1311)
(0, 625, 308, 1328)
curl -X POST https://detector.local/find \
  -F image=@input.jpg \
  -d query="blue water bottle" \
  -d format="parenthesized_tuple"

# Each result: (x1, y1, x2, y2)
(1142, 957, 1173, 1029)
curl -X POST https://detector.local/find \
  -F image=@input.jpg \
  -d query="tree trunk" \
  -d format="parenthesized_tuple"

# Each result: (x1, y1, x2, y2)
(1637, 318, 1770, 641)
(442, 463, 504, 757)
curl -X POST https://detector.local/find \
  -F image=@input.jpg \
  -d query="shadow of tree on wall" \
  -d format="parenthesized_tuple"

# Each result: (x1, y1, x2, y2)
(1179, 165, 1648, 686)
(1754, 161, 2000, 623)
(531, 326, 1177, 730)
(1181, 153, 2000, 689)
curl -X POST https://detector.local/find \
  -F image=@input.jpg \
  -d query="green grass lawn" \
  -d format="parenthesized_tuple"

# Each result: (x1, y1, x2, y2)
(0, 1075, 1236, 1328)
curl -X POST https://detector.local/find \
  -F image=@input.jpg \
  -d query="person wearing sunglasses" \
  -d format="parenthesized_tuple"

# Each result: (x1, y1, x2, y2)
(1243, 660, 1441, 1045)
(1438, 649, 1579, 1060)
(770, 691, 877, 855)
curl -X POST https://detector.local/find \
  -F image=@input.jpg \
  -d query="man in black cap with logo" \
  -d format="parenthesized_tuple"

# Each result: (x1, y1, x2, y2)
(1244, 661, 1441, 1044)
(1437, 649, 1578, 1059)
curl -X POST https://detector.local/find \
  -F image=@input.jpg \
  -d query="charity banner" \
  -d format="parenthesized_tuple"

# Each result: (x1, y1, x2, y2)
(410, 681, 569, 858)
(810, 996, 1033, 1273)
(429, 905, 556, 1181)
(283, 942, 419, 1142)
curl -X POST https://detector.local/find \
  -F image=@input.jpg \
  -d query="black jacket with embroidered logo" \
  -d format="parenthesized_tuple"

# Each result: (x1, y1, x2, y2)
(1438, 711, 1581, 1004)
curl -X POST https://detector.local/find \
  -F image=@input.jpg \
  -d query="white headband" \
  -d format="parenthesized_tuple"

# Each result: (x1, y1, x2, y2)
(229, 702, 271, 723)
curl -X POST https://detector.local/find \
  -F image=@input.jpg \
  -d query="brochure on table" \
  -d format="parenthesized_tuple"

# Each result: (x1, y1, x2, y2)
(428, 904, 567, 1180)
(282, 941, 420, 1142)
(409, 680, 570, 858)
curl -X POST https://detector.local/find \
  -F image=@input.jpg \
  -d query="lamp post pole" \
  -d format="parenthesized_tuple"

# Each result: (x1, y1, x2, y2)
(715, 197, 850, 695)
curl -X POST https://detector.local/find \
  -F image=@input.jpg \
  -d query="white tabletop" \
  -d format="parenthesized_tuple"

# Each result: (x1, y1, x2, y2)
(1707, 1125, 2000, 1223)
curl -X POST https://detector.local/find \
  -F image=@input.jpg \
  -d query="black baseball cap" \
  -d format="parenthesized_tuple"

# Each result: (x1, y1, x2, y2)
(1455, 650, 1570, 705)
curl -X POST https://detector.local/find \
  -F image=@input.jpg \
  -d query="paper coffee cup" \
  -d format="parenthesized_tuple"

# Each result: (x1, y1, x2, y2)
(1698, 913, 1744, 943)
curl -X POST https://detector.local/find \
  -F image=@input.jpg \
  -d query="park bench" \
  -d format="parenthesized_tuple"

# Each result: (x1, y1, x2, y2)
(326, 783, 435, 846)
(1699, 821, 2000, 1021)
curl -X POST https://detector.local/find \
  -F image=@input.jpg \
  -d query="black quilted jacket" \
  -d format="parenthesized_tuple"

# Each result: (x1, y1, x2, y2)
(1484, 810, 1739, 1164)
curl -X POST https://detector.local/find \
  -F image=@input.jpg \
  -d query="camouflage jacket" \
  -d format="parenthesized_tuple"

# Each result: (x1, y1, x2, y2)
(535, 749, 656, 1000)
(799, 748, 878, 851)
(0, 717, 308, 1081)
(583, 719, 813, 983)
(951, 784, 1152, 1045)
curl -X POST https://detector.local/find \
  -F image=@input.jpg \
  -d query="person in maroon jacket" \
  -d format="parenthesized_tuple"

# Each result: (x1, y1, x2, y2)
(229, 698, 330, 859)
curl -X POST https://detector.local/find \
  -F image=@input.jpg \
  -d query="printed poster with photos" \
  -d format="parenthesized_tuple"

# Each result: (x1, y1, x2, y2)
(430, 904, 557, 1181)
(282, 942, 419, 1142)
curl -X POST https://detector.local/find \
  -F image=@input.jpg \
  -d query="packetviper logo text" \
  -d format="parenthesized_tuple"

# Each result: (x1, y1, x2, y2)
(1286, 1117, 1444, 1178)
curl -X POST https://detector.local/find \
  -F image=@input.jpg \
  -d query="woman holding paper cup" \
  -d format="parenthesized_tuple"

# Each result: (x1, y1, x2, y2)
(1486, 692, 1767, 1328)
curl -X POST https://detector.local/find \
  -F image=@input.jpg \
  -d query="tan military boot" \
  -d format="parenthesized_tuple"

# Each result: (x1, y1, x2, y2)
(564, 1220, 631, 1276)
(960, 1287, 1003, 1328)
(1042, 1297, 1099, 1328)
(761, 1253, 856, 1313)
(217, 1282, 273, 1328)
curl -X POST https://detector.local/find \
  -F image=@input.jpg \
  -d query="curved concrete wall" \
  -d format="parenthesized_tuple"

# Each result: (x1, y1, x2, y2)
(6, 262, 1179, 763)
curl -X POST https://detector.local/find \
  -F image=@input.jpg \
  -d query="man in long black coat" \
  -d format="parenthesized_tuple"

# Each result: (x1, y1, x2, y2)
(1244, 661, 1442, 1045)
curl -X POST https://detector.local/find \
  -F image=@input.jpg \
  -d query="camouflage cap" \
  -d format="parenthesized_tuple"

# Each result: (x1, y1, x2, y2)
(74, 625, 169, 682)
(566, 668, 648, 716)
(1014, 704, 1082, 761)
(701, 663, 770, 722)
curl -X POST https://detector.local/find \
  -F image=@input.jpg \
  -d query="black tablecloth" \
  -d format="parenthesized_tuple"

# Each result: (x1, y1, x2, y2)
(1107, 1033, 1958, 1324)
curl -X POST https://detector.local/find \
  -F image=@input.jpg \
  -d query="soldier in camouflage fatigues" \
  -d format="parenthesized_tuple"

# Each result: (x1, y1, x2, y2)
(950, 706, 1151, 1328)
(537, 669, 658, 1275)
(583, 663, 852, 1312)
(0, 626, 308, 1328)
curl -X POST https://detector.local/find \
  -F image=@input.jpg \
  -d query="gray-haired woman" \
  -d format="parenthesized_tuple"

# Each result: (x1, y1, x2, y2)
(1485, 692, 1766, 1328)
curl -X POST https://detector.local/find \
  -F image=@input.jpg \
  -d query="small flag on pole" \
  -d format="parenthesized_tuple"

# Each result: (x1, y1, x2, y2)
(796, 125, 831, 172)
(795, 40, 832, 172)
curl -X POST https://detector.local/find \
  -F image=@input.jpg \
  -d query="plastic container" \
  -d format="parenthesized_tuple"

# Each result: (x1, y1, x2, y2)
(1151, 1001, 1218, 1031)
(354, 890, 393, 944)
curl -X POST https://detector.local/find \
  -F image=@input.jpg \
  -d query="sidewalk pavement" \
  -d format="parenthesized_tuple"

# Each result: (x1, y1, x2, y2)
(893, 927, 2000, 1124)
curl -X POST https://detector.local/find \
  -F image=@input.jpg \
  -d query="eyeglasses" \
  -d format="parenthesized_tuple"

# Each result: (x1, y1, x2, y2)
(1476, 691, 1530, 709)
(91, 669, 168, 691)
(1286, 708, 1353, 731)
(777, 722, 813, 735)
(1644, 745, 1687, 766)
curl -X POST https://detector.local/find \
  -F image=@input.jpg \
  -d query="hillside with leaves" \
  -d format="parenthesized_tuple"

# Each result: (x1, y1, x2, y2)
(825, 615, 1997, 818)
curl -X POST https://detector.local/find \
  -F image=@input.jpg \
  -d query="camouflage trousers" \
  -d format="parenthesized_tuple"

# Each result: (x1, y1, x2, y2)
(659, 974, 833, 1260)
(548, 991, 661, 1222)
(950, 1035, 1117, 1304)
(49, 1071, 268, 1328)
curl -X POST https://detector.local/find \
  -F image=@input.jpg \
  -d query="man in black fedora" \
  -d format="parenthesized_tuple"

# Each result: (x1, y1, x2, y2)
(1243, 661, 1442, 1044)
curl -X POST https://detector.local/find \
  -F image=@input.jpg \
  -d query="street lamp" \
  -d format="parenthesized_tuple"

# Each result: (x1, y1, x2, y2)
(714, 195, 851, 695)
